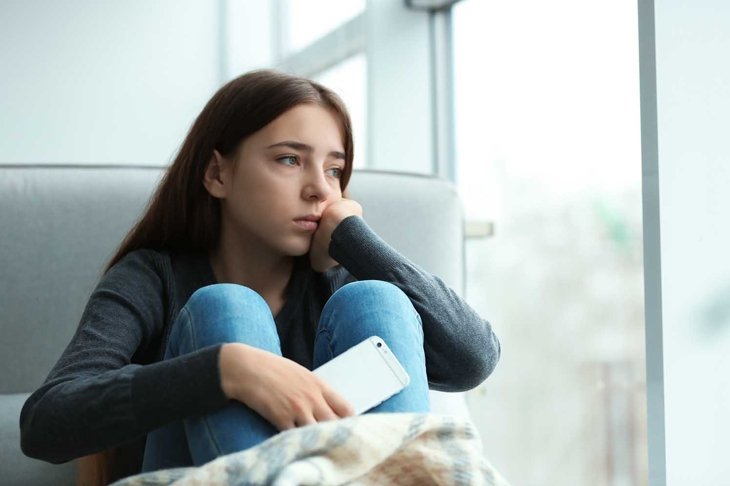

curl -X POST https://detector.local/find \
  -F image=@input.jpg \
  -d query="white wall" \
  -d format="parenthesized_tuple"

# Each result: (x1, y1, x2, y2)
(640, 0, 730, 484)
(0, 0, 271, 166)
(226, 0, 276, 77)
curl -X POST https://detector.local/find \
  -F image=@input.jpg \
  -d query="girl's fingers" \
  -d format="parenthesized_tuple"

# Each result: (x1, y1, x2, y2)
(295, 413, 317, 427)
(312, 402, 339, 423)
(322, 387, 355, 418)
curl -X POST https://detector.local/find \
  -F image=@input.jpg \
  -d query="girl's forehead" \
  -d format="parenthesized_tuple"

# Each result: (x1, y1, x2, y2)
(252, 105, 346, 149)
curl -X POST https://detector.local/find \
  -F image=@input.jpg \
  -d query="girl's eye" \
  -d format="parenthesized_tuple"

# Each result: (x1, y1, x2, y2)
(326, 167, 343, 179)
(277, 155, 298, 166)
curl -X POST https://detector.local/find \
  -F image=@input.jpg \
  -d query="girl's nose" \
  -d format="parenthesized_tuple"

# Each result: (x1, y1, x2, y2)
(301, 168, 332, 202)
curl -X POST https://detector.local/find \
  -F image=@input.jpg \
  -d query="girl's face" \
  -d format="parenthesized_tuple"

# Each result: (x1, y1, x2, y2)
(212, 103, 347, 259)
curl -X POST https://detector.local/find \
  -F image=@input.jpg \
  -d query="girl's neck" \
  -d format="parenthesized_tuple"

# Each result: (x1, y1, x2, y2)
(208, 236, 294, 317)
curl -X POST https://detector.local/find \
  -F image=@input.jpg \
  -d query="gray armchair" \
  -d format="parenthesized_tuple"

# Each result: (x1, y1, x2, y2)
(0, 164, 467, 485)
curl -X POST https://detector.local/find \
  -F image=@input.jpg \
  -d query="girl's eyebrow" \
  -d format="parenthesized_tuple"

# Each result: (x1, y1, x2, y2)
(267, 140, 345, 160)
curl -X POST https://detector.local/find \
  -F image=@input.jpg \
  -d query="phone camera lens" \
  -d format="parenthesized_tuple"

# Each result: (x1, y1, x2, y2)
(377, 342, 382, 348)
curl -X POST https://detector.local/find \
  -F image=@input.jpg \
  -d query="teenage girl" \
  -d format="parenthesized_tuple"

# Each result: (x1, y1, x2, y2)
(20, 69, 500, 483)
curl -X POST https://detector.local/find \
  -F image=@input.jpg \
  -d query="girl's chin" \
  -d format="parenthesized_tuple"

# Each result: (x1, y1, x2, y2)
(282, 243, 312, 258)
(272, 233, 314, 258)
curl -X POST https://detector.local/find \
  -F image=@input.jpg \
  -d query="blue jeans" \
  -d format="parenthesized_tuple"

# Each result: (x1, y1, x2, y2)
(141, 280, 429, 471)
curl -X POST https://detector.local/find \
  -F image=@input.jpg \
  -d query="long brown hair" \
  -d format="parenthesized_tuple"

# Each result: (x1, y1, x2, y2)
(79, 69, 354, 485)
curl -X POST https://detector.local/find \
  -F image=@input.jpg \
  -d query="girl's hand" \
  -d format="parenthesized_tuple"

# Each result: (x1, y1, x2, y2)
(309, 199, 363, 272)
(219, 343, 355, 430)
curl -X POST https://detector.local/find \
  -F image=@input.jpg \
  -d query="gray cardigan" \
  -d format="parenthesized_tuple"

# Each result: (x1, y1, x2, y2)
(20, 216, 500, 469)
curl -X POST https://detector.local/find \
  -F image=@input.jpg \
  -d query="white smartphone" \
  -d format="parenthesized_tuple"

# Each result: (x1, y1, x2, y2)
(313, 336, 410, 415)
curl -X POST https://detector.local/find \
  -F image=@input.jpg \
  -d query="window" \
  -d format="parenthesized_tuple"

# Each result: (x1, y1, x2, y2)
(453, 1, 647, 484)
(281, 0, 365, 55)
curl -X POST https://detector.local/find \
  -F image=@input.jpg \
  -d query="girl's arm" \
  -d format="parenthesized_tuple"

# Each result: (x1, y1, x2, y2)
(327, 214, 501, 392)
(19, 250, 228, 464)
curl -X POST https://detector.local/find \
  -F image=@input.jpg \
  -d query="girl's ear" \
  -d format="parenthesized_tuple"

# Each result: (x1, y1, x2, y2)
(203, 150, 229, 199)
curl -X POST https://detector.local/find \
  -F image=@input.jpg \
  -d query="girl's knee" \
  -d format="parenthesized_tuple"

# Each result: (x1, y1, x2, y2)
(324, 281, 422, 336)
(185, 284, 271, 325)
(172, 284, 279, 352)
(329, 280, 410, 309)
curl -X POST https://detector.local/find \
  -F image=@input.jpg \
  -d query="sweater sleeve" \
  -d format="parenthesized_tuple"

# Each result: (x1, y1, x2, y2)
(19, 250, 229, 464)
(328, 216, 501, 392)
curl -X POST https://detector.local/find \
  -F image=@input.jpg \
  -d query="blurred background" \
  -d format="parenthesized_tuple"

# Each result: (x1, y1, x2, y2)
(4, 1, 728, 485)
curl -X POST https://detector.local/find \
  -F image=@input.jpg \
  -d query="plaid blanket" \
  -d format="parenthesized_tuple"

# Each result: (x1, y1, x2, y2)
(112, 413, 509, 486)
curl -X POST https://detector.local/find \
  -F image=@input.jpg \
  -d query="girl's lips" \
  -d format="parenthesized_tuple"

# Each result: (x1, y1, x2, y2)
(293, 219, 319, 231)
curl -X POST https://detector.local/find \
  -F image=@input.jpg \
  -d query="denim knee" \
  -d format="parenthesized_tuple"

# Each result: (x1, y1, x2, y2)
(184, 284, 272, 328)
(323, 281, 422, 334)
(327, 280, 410, 311)
(185, 284, 271, 315)
(170, 284, 279, 355)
